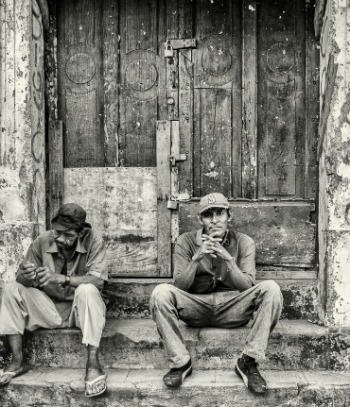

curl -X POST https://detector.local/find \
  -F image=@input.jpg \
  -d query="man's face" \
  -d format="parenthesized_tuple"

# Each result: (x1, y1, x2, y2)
(53, 228, 79, 250)
(200, 208, 230, 237)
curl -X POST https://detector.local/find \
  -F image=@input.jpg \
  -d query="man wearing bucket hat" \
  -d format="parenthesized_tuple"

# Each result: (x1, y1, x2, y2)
(150, 193, 283, 394)
(0, 203, 108, 397)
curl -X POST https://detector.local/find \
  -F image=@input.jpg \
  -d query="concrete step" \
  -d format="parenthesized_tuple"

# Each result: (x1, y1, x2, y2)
(5, 319, 347, 371)
(0, 368, 349, 407)
(104, 275, 318, 320)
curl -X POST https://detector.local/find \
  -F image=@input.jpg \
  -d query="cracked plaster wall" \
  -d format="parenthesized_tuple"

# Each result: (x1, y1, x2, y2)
(0, 0, 46, 284)
(318, 0, 350, 326)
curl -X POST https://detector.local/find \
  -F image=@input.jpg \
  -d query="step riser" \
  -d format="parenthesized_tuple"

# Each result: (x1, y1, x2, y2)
(105, 279, 318, 320)
(10, 327, 341, 371)
(0, 373, 349, 407)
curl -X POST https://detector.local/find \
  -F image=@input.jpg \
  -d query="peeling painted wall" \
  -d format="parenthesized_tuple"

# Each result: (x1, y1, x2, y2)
(0, 0, 46, 284)
(318, 0, 350, 326)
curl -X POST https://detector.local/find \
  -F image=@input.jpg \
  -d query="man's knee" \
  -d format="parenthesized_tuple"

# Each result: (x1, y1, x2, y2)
(74, 283, 100, 300)
(258, 280, 282, 302)
(150, 283, 174, 309)
(1, 281, 22, 300)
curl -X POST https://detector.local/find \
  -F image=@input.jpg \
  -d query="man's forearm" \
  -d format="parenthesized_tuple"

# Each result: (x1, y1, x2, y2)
(173, 259, 199, 291)
(220, 258, 254, 292)
(67, 274, 104, 290)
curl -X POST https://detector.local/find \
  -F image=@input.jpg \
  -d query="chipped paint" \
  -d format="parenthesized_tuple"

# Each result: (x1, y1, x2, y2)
(318, 0, 350, 327)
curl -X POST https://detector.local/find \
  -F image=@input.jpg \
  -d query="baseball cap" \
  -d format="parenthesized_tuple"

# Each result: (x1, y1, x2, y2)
(199, 193, 229, 214)
(51, 203, 92, 231)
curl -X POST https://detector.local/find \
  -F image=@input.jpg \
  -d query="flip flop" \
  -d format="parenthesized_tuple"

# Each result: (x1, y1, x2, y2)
(0, 365, 29, 386)
(85, 373, 107, 398)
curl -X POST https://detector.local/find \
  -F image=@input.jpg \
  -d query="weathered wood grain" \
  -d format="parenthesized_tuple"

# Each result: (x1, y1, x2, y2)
(179, 202, 316, 268)
(242, 0, 257, 199)
(57, 0, 104, 167)
(119, 0, 159, 167)
(305, 0, 319, 199)
(258, 0, 296, 196)
(193, 88, 232, 197)
(47, 120, 63, 224)
(178, 49, 193, 196)
(156, 121, 172, 276)
(103, 0, 119, 166)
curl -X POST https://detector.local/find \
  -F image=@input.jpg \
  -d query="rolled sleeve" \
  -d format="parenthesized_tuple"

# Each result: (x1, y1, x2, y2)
(85, 238, 108, 281)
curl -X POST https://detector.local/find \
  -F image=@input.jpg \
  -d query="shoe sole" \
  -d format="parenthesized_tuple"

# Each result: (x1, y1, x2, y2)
(235, 364, 249, 388)
(235, 364, 267, 395)
(164, 366, 193, 388)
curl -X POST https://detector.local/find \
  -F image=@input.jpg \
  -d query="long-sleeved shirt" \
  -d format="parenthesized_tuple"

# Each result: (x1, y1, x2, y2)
(173, 229, 256, 294)
(18, 228, 108, 301)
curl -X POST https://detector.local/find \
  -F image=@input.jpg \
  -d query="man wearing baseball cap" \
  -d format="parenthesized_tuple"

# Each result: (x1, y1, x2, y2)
(0, 203, 108, 397)
(150, 193, 283, 394)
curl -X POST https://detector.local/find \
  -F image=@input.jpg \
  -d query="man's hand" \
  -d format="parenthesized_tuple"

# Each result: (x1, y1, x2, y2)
(36, 267, 64, 287)
(192, 235, 223, 261)
(17, 262, 37, 281)
(202, 233, 233, 262)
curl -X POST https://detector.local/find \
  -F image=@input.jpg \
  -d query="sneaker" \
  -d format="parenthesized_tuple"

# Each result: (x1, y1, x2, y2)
(235, 354, 267, 394)
(163, 360, 192, 388)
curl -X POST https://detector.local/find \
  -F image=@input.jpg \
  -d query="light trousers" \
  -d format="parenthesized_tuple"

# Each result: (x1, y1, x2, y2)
(150, 280, 283, 368)
(0, 281, 106, 348)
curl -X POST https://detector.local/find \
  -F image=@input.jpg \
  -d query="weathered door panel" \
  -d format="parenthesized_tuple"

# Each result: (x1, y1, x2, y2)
(179, 202, 316, 268)
(176, 0, 318, 272)
(57, 0, 171, 276)
(64, 168, 158, 276)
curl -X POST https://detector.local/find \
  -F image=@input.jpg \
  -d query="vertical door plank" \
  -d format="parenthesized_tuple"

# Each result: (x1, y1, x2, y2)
(192, 0, 241, 198)
(242, 0, 258, 199)
(157, 121, 172, 276)
(119, 0, 159, 167)
(258, 0, 303, 197)
(193, 89, 232, 197)
(231, 0, 242, 198)
(103, 0, 120, 166)
(47, 120, 63, 223)
(57, 0, 104, 167)
(305, 0, 319, 200)
(179, 50, 194, 196)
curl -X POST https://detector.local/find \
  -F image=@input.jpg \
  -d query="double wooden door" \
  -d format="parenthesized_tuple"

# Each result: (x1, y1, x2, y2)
(56, 0, 318, 277)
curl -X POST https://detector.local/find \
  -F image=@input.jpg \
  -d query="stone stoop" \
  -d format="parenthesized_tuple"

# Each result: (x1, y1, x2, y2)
(1, 319, 348, 372)
(104, 277, 318, 320)
(0, 368, 349, 407)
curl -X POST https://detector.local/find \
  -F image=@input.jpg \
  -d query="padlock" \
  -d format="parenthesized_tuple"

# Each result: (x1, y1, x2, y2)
(167, 199, 178, 210)
(164, 41, 174, 58)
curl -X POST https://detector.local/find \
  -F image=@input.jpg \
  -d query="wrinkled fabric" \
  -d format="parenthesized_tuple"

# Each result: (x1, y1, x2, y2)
(151, 281, 283, 368)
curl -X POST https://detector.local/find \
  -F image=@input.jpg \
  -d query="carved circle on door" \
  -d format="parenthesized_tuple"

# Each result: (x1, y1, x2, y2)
(267, 42, 294, 74)
(202, 45, 232, 77)
(197, 35, 234, 86)
(126, 61, 157, 92)
(66, 53, 96, 84)
(124, 50, 159, 100)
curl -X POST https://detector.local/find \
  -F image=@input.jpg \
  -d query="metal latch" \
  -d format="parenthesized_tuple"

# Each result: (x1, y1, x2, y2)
(169, 153, 187, 167)
(169, 39, 196, 49)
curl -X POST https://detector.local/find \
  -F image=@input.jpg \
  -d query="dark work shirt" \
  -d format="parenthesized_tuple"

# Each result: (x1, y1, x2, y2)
(173, 229, 256, 294)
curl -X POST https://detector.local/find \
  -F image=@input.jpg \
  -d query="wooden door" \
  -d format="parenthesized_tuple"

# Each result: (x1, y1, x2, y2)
(56, 0, 173, 277)
(55, 0, 318, 278)
(175, 0, 318, 274)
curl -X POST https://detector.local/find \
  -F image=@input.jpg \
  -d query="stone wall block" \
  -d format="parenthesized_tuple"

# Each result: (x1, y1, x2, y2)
(0, 222, 37, 284)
